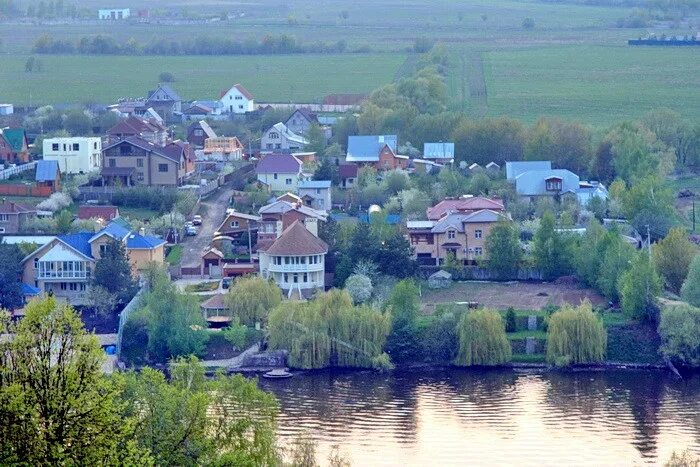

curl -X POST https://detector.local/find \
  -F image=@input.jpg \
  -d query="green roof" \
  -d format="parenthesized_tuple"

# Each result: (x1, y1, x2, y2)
(2, 129, 26, 152)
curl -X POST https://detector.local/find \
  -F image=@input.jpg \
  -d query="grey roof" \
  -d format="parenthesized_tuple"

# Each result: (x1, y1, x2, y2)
(505, 161, 552, 180)
(147, 84, 181, 102)
(423, 142, 454, 159)
(514, 169, 580, 196)
(430, 210, 505, 233)
(258, 200, 326, 220)
(346, 135, 397, 162)
(267, 122, 308, 145)
(197, 120, 217, 139)
(256, 154, 302, 174)
(35, 160, 59, 182)
(298, 180, 331, 189)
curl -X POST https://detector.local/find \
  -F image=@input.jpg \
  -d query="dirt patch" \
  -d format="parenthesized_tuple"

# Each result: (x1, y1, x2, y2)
(421, 281, 605, 313)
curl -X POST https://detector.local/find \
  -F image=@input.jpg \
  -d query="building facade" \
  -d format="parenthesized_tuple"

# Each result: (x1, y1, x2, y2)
(0, 201, 36, 234)
(101, 137, 193, 186)
(43, 137, 102, 174)
(298, 180, 332, 211)
(256, 153, 303, 192)
(261, 122, 308, 153)
(220, 84, 255, 114)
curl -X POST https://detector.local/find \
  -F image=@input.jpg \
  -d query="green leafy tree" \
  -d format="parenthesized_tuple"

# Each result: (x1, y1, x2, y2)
(455, 309, 512, 366)
(344, 273, 373, 304)
(224, 275, 282, 326)
(524, 118, 592, 175)
(63, 109, 92, 135)
(305, 123, 327, 155)
(384, 280, 421, 363)
(681, 255, 700, 307)
(621, 175, 676, 241)
(619, 252, 662, 321)
(532, 211, 574, 280)
(607, 122, 674, 184)
(653, 227, 696, 294)
(658, 304, 700, 367)
(546, 302, 607, 366)
(0, 243, 23, 310)
(485, 221, 522, 279)
(596, 231, 635, 302)
(0, 297, 151, 465)
(451, 117, 524, 166)
(574, 219, 607, 287)
(86, 284, 117, 318)
(92, 238, 137, 303)
(55, 208, 73, 233)
(116, 356, 280, 465)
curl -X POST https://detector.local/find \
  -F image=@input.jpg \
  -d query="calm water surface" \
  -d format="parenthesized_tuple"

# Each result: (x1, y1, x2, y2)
(259, 369, 700, 466)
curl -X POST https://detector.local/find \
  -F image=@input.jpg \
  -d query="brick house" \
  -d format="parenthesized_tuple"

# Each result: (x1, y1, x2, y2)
(0, 128, 30, 164)
(106, 115, 169, 146)
(0, 201, 37, 234)
(346, 135, 408, 170)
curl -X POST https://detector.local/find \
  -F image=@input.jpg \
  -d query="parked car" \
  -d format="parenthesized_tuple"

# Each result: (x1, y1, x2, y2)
(222, 277, 232, 289)
(192, 215, 202, 225)
(185, 225, 198, 236)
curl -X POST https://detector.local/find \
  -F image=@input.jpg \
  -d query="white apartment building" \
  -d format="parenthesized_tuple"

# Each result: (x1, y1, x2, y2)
(43, 137, 102, 174)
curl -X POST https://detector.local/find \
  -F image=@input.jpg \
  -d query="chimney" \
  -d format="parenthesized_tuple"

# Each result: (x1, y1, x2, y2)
(139, 227, 145, 236)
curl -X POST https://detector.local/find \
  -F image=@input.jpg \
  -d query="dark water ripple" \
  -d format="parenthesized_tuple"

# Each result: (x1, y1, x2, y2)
(259, 369, 700, 466)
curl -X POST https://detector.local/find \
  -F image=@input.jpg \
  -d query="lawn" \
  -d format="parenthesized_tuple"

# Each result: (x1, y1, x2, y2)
(118, 206, 162, 221)
(185, 281, 221, 293)
(0, 195, 49, 207)
(481, 45, 700, 127)
(166, 244, 183, 265)
(0, 53, 406, 105)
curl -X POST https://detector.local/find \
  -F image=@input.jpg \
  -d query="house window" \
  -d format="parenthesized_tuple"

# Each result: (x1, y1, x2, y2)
(303, 273, 308, 283)
(284, 273, 288, 282)
(269, 132, 278, 139)
(447, 230, 456, 239)
(285, 178, 292, 185)
(69, 283, 78, 291)
(293, 273, 298, 283)
(475, 247, 483, 256)
(316, 188, 321, 194)
(275, 144, 282, 149)
(266, 143, 273, 149)
(109, 159, 116, 168)
(34, 258, 39, 268)
(136, 158, 143, 167)
(235, 96, 242, 100)
(60, 283, 67, 290)
(273, 173, 278, 180)
(51, 143, 59, 151)
(94, 142, 98, 150)
(0, 214, 8, 222)
(80, 283, 86, 291)
(238, 105, 243, 109)
(136, 172, 144, 181)
(120, 145, 132, 155)
(99, 244, 110, 256)
(158, 164, 168, 172)
(72, 143, 79, 151)
(546, 178, 563, 191)
(231, 221, 239, 228)
(194, 129, 203, 136)
(475, 230, 482, 239)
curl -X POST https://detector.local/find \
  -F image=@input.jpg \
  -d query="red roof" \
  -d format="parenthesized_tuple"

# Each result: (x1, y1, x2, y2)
(220, 83, 254, 100)
(0, 202, 34, 214)
(262, 220, 328, 256)
(77, 205, 119, 221)
(427, 196, 504, 221)
(107, 115, 166, 136)
(339, 163, 358, 178)
(200, 293, 226, 310)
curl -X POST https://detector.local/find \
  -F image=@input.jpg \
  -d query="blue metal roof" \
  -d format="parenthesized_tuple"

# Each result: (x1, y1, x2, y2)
(347, 135, 397, 162)
(35, 160, 59, 182)
(126, 233, 165, 249)
(423, 142, 454, 159)
(505, 161, 551, 180)
(359, 213, 401, 225)
(90, 221, 130, 243)
(22, 283, 40, 296)
(58, 232, 94, 258)
(317, 116, 337, 125)
(298, 180, 332, 189)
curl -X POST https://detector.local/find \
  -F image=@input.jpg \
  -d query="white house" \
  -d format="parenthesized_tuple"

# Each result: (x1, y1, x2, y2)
(98, 8, 130, 19)
(260, 122, 308, 153)
(219, 84, 255, 114)
(43, 137, 102, 174)
(258, 220, 328, 299)
(256, 154, 303, 192)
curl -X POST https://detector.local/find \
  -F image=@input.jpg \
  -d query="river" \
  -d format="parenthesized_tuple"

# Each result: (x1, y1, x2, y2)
(259, 369, 700, 466)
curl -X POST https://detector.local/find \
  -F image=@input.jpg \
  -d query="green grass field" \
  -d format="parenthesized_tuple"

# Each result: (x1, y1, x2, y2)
(0, 53, 406, 105)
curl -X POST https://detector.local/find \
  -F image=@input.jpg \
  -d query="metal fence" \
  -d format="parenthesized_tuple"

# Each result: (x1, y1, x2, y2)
(115, 287, 144, 363)
(0, 161, 36, 180)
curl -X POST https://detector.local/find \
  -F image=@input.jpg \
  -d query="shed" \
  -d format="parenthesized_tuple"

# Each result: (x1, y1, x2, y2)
(428, 270, 453, 289)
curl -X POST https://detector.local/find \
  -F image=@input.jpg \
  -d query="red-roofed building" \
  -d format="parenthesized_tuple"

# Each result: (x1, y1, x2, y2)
(106, 115, 168, 146)
(77, 205, 120, 223)
(258, 220, 328, 298)
(426, 196, 505, 221)
(220, 84, 255, 114)
(0, 201, 36, 233)
(339, 163, 358, 189)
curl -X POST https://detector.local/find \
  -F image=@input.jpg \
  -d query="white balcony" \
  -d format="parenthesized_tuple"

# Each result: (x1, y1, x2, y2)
(36, 269, 91, 280)
(268, 263, 324, 273)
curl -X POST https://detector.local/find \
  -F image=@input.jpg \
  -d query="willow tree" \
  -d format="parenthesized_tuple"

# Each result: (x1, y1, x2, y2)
(267, 290, 391, 369)
(455, 309, 512, 366)
(224, 275, 283, 326)
(546, 302, 606, 367)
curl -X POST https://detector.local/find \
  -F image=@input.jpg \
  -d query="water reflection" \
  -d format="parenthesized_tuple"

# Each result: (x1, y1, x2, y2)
(259, 369, 700, 466)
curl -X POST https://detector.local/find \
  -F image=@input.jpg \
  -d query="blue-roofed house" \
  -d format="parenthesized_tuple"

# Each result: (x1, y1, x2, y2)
(346, 135, 408, 170)
(505, 161, 552, 180)
(19, 221, 165, 305)
(423, 142, 454, 163)
(35, 159, 61, 192)
(514, 169, 581, 202)
(297, 180, 332, 212)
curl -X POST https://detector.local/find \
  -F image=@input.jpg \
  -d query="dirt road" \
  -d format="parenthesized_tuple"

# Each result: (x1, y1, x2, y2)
(180, 187, 232, 267)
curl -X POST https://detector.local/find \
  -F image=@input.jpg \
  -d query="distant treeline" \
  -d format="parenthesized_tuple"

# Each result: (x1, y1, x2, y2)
(31, 34, 369, 56)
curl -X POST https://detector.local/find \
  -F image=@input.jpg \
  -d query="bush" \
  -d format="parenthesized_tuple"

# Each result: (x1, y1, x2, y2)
(659, 304, 700, 367)
(546, 302, 606, 366)
(159, 71, 175, 82)
(505, 307, 517, 333)
(121, 312, 150, 366)
(36, 192, 72, 212)
(344, 273, 373, 304)
(455, 309, 512, 366)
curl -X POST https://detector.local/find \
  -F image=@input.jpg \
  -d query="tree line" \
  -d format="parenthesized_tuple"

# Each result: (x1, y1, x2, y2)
(32, 33, 357, 56)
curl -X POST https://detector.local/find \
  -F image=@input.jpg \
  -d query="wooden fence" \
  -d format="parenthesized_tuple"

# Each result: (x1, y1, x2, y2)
(0, 184, 52, 197)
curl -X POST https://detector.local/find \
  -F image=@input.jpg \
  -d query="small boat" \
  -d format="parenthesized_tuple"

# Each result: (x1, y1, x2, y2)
(263, 368, 293, 379)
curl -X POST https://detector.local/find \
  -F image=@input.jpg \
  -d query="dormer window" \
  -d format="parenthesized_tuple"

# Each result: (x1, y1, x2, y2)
(545, 176, 563, 191)
(269, 132, 279, 139)
(447, 230, 456, 239)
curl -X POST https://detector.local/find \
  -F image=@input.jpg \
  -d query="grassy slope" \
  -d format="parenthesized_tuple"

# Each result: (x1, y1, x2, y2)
(0, 53, 406, 105)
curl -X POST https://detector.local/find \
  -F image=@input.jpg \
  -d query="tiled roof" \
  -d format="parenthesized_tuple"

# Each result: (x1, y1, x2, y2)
(201, 293, 226, 310)
(339, 164, 358, 178)
(262, 220, 328, 255)
(183, 104, 212, 115)
(430, 210, 505, 233)
(346, 135, 397, 162)
(220, 83, 254, 100)
(77, 205, 119, 221)
(1, 128, 27, 152)
(0, 202, 35, 214)
(298, 180, 331, 189)
(286, 108, 318, 125)
(423, 142, 454, 159)
(103, 136, 181, 163)
(35, 160, 59, 182)
(125, 233, 165, 249)
(107, 115, 166, 136)
(427, 196, 505, 221)
(256, 154, 302, 174)
(58, 232, 94, 258)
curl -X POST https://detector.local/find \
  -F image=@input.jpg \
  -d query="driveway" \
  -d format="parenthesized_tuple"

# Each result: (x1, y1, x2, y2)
(180, 186, 232, 267)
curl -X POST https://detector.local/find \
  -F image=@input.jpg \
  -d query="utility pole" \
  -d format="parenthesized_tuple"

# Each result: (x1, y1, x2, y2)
(693, 200, 696, 233)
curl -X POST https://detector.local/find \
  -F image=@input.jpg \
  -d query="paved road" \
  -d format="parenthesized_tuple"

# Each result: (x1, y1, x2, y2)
(181, 186, 232, 267)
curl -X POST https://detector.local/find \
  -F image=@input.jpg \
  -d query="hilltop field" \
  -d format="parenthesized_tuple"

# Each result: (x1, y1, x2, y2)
(0, 0, 698, 125)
